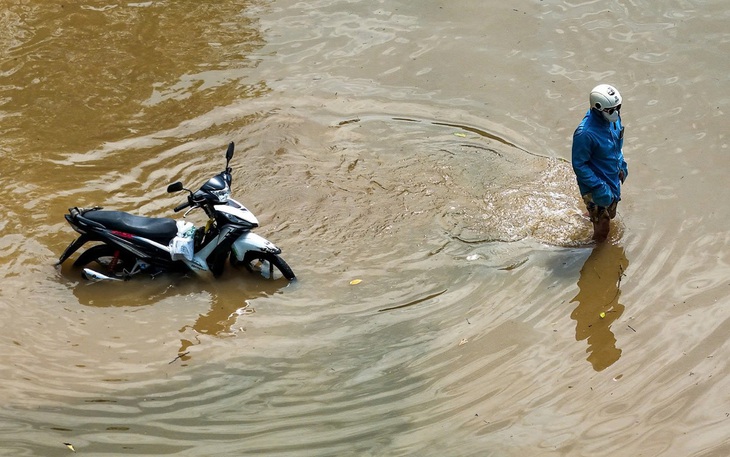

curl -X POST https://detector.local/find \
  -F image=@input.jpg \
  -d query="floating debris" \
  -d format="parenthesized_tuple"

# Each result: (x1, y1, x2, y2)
(498, 258, 528, 271)
(378, 289, 447, 312)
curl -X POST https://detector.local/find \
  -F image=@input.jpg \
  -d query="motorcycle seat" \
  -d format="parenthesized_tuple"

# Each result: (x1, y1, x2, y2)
(83, 210, 178, 241)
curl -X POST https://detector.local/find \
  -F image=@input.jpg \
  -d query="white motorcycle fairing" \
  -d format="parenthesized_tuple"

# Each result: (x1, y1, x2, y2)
(178, 220, 280, 273)
(180, 230, 280, 272)
(216, 200, 259, 226)
(215, 200, 281, 259)
(231, 232, 281, 261)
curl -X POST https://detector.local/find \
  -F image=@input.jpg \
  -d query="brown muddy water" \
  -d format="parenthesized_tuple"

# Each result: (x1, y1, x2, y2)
(0, 1, 729, 456)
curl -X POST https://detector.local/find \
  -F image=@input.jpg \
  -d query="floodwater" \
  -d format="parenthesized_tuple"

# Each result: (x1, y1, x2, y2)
(0, 1, 728, 455)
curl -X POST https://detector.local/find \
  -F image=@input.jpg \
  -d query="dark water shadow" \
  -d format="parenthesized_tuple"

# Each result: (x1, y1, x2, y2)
(59, 262, 293, 358)
(570, 242, 629, 372)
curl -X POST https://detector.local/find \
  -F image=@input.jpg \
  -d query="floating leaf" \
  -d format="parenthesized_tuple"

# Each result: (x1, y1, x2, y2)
(349, 279, 362, 285)
(453, 132, 467, 138)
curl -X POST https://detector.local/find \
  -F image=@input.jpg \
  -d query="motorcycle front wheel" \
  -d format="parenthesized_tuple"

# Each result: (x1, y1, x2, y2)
(73, 244, 137, 279)
(232, 251, 296, 281)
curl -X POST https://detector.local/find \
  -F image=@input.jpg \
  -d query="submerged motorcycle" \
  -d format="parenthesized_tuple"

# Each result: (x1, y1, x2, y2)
(57, 142, 296, 282)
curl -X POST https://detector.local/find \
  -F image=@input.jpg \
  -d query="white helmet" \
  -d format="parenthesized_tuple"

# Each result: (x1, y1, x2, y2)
(590, 84, 622, 111)
(589, 84, 622, 122)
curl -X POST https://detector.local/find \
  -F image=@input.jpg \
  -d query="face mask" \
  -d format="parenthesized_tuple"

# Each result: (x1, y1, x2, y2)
(602, 110, 619, 123)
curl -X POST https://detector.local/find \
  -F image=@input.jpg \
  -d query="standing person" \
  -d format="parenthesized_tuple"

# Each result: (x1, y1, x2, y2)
(572, 84, 629, 242)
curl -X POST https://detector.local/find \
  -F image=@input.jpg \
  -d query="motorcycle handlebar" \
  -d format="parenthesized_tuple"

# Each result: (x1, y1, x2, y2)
(174, 201, 190, 212)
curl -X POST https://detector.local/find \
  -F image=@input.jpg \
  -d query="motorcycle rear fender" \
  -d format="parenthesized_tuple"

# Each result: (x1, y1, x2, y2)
(57, 233, 91, 265)
(231, 232, 280, 261)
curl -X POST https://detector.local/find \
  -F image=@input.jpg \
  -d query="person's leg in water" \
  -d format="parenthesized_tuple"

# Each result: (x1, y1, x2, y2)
(593, 212, 611, 242)
(584, 196, 618, 243)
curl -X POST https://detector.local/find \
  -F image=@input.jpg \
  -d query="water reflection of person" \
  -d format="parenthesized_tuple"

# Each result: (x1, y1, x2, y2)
(570, 242, 628, 371)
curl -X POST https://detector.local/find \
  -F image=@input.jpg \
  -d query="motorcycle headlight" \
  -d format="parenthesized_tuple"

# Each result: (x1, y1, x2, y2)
(211, 186, 230, 203)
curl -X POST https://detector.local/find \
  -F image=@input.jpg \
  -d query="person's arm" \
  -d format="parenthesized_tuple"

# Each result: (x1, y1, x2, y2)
(618, 124, 628, 183)
(572, 131, 613, 206)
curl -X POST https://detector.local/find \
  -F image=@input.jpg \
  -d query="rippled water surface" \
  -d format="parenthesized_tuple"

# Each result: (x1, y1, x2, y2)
(1, 1, 729, 456)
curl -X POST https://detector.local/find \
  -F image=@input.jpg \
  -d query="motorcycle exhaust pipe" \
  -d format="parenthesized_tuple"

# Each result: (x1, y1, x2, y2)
(82, 268, 124, 282)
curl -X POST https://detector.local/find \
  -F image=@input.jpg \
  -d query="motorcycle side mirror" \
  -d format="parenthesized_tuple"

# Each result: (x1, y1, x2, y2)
(226, 142, 235, 163)
(167, 182, 184, 193)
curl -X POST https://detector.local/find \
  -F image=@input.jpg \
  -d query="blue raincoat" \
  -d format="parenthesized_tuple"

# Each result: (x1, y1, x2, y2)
(571, 109, 628, 207)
